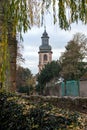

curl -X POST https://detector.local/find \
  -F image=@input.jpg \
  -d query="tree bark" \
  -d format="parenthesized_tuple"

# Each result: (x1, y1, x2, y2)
(0, 0, 17, 91)
(8, 35, 17, 92)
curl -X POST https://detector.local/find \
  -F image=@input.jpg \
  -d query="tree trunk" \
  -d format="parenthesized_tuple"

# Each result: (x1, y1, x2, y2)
(0, 0, 17, 92)
(8, 35, 17, 92)
(0, 0, 5, 87)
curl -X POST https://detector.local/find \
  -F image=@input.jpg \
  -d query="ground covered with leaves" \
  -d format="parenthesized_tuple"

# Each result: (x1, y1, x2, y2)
(0, 90, 87, 130)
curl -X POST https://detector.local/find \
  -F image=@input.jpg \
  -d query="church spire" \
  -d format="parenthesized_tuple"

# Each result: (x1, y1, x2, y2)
(38, 29, 53, 73)
(44, 25, 46, 32)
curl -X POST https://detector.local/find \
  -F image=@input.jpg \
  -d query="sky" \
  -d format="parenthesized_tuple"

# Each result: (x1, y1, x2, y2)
(21, 21, 87, 75)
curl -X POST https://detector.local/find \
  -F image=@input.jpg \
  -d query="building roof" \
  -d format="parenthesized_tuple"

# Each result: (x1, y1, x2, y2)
(39, 29, 52, 53)
(39, 44, 52, 52)
(41, 30, 49, 38)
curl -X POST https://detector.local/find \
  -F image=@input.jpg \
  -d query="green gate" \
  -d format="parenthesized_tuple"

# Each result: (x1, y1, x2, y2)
(61, 80, 79, 96)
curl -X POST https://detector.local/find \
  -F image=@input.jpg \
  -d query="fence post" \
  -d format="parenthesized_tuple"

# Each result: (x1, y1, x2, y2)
(77, 80, 80, 96)
(65, 81, 67, 96)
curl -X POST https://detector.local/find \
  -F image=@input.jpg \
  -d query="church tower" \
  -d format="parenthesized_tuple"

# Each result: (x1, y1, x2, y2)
(38, 28, 52, 73)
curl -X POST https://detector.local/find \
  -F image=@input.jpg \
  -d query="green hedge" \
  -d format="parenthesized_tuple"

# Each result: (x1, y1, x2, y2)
(0, 90, 86, 130)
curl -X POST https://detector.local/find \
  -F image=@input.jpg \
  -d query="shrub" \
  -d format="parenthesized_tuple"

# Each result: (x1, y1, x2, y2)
(0, 90, 86, 130)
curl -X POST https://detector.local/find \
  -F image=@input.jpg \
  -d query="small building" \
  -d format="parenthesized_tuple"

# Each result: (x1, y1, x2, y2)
(80, 72, 87, 97)
(80, 80, 87, 97)
(38, 28, 53, 73)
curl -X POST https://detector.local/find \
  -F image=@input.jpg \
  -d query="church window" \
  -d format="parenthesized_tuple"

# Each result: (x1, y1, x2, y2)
(44, 54, 47, 61)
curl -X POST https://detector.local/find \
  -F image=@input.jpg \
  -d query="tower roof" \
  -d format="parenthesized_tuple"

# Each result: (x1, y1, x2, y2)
(41, 30, 49, 38)
(41, 26, 49, 38)
(39, 44, 52, 52)
(39, 29, 52, 53)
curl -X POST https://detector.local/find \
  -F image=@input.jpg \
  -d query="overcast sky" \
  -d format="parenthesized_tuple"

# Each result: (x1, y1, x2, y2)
(21, 21, 87, 75)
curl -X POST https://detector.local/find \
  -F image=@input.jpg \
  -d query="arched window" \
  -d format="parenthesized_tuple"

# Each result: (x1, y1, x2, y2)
(44, 54, 47, 61)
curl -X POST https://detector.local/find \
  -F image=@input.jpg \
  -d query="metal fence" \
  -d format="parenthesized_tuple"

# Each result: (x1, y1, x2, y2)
(61, 80, 79, 96)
